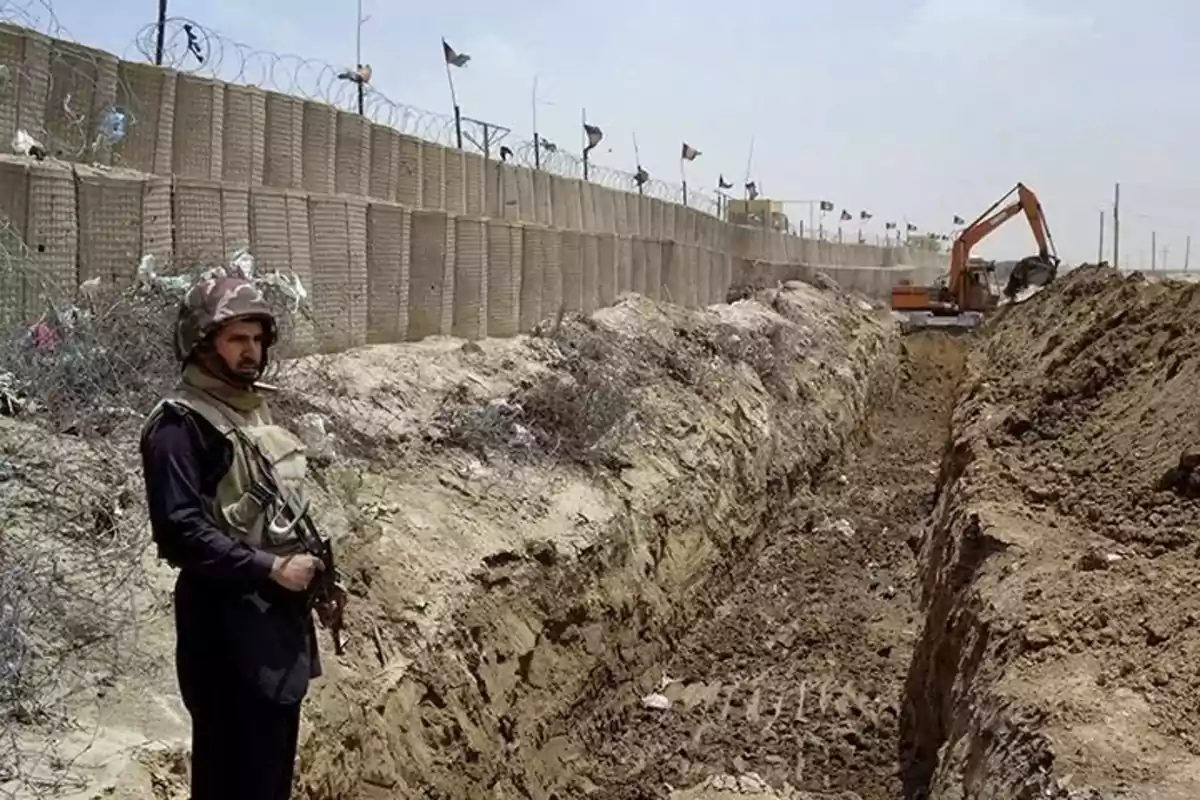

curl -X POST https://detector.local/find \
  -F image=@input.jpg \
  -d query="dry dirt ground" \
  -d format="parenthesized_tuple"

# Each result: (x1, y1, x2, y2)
(17, 265, 1200, 800)
(0, 282, 899, 799)
(559, 334, 966, 800)
(905, 266, 1200, 799)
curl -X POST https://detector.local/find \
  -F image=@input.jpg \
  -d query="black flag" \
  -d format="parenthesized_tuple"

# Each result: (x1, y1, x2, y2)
(583, 124, 603, 152)
(442, 39, 470, 67)
(718, 174, 733, 189)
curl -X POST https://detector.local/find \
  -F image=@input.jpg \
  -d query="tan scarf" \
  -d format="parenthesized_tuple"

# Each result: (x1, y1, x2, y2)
(181, 362, 266, 414)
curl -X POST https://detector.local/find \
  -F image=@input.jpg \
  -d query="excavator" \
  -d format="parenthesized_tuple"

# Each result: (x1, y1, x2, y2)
(890, 182, 1059, 332)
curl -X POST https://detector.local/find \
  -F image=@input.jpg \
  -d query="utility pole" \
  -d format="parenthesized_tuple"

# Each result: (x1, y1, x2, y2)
(1098, 210, 1105, 264)
(1186, 236, 1192, 272)
(1112, 183, 1121, 271)
(1162, 246, 1169, 272)
(1151, 230, 1157, 272)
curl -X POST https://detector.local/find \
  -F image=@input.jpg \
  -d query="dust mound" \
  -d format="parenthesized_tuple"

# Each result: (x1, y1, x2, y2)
(905, 264, 1200, 798)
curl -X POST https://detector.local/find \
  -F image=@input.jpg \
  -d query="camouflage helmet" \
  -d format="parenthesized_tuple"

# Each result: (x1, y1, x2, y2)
(173, 276, 277, 363)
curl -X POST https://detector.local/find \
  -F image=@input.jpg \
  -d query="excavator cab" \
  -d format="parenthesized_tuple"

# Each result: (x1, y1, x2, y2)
(892, 182, 1058, 333)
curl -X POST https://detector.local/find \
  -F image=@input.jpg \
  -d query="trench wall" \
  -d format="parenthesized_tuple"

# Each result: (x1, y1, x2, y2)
(0, 21, 946, 353)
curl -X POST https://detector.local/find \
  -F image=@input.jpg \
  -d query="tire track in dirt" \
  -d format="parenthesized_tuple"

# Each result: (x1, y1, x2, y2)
(566, 333, 967, 799)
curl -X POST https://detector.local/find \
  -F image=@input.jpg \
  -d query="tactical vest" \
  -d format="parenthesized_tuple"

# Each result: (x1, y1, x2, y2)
(148, 384, 310, 556)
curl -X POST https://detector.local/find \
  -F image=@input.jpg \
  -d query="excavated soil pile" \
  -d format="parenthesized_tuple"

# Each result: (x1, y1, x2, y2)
(54, 282, 897, 800)
(555, 333, 966, 800)
(292, 285, 897, 800)
(904, 266, 1200, 799)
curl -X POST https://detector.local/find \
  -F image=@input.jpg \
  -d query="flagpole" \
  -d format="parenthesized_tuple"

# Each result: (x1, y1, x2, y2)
(532, 76, 540, 170)
(742, 136, 754, 198)
(355, 0, 365, 115)
(442, 38, 463, 149)
(581, 107, 589, 181)
(680, 156, 688, 207)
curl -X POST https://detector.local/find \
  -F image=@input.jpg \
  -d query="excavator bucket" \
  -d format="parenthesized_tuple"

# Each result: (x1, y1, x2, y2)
(1003, 255, 1059, 299)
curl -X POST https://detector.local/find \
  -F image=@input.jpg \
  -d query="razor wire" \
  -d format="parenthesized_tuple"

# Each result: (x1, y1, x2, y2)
(122, 16, 719, 214)
(0, 0, 69, 39)
(0, 215, 327, 795)
(1, 3, 723, 217)
(0, 3, 142, 167)
(127, 16, 460, 148)
(0, 218, 161, 798)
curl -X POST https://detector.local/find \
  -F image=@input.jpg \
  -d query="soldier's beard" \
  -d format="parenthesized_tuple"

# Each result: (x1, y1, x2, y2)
(205, 351, 263, 388)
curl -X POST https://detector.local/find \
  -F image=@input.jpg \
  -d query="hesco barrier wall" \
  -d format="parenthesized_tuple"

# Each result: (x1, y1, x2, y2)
(0, 21, 946, 352)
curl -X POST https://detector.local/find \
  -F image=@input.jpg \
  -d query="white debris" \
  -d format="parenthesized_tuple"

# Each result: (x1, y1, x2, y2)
(229, 248, 256, 279)
(79, 276, 102, 301)
(11, 128, 46, 159)
(295, 412, 337, 462)
(830, 518, 855, 538)
(641, 692, 670, 710)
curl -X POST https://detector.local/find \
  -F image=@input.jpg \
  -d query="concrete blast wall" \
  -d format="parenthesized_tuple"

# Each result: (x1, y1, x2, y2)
(0, 22, 947, 352)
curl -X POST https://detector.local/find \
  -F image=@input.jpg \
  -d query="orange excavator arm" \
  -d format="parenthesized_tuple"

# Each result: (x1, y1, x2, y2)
(948, 182, 1056, 303)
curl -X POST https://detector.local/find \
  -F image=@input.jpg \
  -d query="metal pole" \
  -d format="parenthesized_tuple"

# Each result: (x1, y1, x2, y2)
(443, 45, 463, 149)
(355, 0, 364, 115)
(532, 77, 540, 170)
(1151, 230, 1157, 272)
(1186, 236, 1192, 272)
(581, 107, 589, 181)
(1098, 210, 1105, 264)
(154, 0, 168, 65)
(682, 180, 688, 207)
(1113, 182, 1121, 271)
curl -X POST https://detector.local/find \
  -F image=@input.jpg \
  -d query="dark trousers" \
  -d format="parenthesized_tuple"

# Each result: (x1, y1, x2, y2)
(186, 683, 302, 800)
(175, 573, 312, 800)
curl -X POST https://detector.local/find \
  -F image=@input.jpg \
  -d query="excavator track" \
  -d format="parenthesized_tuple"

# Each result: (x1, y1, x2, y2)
(896, 311, 985, 335)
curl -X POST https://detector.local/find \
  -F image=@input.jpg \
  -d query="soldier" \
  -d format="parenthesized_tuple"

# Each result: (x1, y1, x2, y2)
(140, 276, 343, 800)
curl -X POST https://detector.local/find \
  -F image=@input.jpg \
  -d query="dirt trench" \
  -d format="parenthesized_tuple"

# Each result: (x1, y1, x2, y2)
(903, 266, 1200, 799)
(108, 267, 1200, 800)
(553, 333, 967, 798)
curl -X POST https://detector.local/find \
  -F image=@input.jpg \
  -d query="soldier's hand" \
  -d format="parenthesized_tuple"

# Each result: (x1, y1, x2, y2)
(270, 554, 324, 592)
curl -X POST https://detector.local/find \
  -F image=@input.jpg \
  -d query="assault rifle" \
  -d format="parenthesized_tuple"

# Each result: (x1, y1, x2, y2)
(238, 429, 347, 656)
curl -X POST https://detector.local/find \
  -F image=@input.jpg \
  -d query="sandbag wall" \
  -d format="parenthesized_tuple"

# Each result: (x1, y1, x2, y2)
(0, 21, 945, 351)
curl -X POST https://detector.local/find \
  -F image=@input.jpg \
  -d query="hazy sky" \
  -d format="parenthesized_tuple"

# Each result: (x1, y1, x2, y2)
(13, 0, 1200, 268)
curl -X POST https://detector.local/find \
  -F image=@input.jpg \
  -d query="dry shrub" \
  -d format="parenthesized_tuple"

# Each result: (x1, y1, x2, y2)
(436, 302, 812, 469)
(435, 316, 640, 469)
